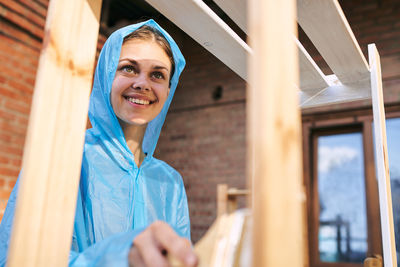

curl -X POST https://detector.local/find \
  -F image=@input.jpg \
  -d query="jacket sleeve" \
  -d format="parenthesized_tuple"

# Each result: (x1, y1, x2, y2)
(0, 177, 19, 267)
(68, 229, 143, 267)
(0, 178, 143, 267)
(175, 177, 191, 241)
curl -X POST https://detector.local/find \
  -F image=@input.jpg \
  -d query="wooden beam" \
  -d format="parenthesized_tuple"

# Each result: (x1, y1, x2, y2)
(368, 43, 397, 267)
(297, 0, 370, 85)
(296, 38, 329, 91)
(213, 0, 247, 33)
(217, 184, 229, 217)
(300, 74, 371, 108)
(145, 0, 250, 81)
(7, 0, 102, 266)
(248, 0, 304, 267)
(162, 0, 329, 93)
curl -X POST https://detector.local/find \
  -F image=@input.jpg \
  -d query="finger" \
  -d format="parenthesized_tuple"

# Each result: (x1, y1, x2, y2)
(128, 246, 146, 267)
(133, 230, 169, 267)
(151, 221, 198, 267)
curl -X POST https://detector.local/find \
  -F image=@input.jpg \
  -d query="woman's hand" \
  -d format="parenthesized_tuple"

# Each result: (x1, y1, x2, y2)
(128, 221, 198, 267)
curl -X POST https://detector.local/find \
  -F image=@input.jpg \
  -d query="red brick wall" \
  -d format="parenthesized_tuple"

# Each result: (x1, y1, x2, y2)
(0, 0, 48, 219)
(0, 0, 107, 220)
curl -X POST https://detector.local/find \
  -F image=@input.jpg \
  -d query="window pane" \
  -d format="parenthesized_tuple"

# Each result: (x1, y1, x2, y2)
(317, 132, 367, 263)
(386, 117, 400, 264)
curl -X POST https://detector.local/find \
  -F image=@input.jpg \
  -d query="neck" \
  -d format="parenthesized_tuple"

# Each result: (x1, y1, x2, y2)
(119, 119, 147, 167)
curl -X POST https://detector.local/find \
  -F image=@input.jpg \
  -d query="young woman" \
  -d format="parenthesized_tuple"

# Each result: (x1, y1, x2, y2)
(0, 20, 197, 267)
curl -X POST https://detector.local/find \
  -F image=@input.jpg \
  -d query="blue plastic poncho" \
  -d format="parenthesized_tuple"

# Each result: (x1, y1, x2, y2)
(0, 19, 189, 266)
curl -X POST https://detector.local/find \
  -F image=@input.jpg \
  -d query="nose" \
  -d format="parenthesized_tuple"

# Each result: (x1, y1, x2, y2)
(131, 73, 150, 91)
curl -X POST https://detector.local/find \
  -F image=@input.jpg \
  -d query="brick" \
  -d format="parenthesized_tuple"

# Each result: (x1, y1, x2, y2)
(0, 189, 12, 200)
(17, 0, 47, 17)
(0, 85, 20, 99)
(0, 0, 45, 28)
(10, 158, 22, 167)
(0, 120, 27, 136)
(0, 21, 42, 50)
(6, 179, 16, 189)
(0, 107, 17, 121)
(7, 79, 34, 95)
(0, 132, 12, 143)
(0, 156, 9, 165)
(4, 99, 31, 114)
(33, 0, 48, 8)
(0, 166, 18, 177)
(17, 116, 29, 125)
(0, 144, 22, 157)
(0, 67, 25, 81)
(12, 136, 25, 146)
(24, 77, 36, 87)
(0, 5, 44, 39)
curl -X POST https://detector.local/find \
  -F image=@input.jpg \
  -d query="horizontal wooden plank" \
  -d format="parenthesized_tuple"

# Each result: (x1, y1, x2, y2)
(300, 74, 371, 108)
(213, 0, 247, 33)
(296, 38, 329, 91)
(192, 0, 329, 91)
(145, 0, 250, 81)
(297, 0, 370, 85)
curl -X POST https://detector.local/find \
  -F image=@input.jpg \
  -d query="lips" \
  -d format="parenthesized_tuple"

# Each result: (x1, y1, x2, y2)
(126, 97, 150, 105)
(123, 94, 157, 105)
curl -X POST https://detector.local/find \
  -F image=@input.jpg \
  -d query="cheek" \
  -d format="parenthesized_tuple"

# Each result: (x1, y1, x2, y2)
(155, 86, 170, 105)
(110, 77, 129, 104)
(110, 83, 119, 108)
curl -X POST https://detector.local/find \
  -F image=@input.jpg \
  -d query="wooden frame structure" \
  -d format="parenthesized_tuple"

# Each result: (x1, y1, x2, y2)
(7, 0, 397, 266)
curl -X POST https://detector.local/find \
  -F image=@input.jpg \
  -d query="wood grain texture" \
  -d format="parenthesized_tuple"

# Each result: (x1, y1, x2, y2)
(297, 0, 370, 85)
(247, 0, 304, 266)
(145, 0, 250, 81)
(368, 43, 397, 267)
(7, 0, 102, 266)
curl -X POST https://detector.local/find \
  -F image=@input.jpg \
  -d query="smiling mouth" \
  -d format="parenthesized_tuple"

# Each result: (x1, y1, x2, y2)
(124, 96, 156, 105)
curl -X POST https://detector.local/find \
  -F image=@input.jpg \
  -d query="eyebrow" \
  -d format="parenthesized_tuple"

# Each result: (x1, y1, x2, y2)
(119, 58, 138, 65)
(119, 58, 169, 72)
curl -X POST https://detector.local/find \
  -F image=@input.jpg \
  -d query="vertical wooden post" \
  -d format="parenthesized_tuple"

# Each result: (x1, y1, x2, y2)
(7, 0, 102, 266)
(217, 184, 229, 217)
(247, 0, 303, 267)
(368, 43, 397, 267)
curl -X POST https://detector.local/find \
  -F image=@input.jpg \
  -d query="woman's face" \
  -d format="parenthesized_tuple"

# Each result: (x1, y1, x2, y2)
(111, 39, 172, 126)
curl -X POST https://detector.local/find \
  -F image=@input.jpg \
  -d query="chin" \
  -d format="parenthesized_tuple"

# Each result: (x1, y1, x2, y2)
(127, 118, 150, 126)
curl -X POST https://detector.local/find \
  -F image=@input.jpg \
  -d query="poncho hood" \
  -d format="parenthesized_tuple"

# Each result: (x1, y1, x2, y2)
(88, 19, 185, 166)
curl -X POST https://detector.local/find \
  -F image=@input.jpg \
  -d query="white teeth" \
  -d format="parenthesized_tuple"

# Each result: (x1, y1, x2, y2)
(127, 97, 150, 105)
